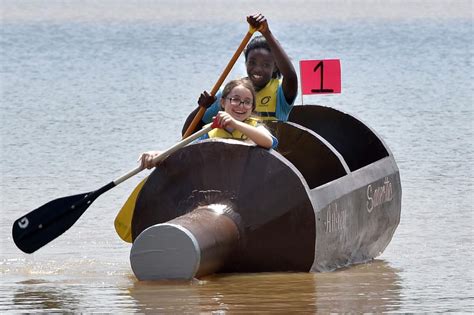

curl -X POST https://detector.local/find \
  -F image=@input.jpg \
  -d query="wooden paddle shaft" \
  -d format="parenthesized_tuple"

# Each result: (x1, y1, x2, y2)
(182, 28, 256, 138)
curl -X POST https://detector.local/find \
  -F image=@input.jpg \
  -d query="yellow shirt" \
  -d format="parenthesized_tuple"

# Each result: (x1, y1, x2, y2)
(207, 117, 260, 140)
(255, 78, 280, 121)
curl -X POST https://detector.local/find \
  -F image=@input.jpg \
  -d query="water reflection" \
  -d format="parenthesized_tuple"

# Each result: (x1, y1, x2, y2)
(7, 277, 138, 313)
(12, 279, 80, 313)
(129, 260, 402, 313)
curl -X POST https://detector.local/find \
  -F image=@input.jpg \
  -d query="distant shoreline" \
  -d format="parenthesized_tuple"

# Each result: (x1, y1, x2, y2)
(2, 0, 472, 23)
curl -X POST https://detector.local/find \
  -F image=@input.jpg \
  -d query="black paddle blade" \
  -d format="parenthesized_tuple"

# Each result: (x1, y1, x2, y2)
(12, 191, 97, 254)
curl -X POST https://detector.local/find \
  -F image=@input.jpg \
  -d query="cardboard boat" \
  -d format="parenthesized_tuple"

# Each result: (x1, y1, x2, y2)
(129, 105, 401, 280)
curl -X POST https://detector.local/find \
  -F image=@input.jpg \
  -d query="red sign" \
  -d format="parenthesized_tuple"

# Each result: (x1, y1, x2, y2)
(300, 59, 341, 95)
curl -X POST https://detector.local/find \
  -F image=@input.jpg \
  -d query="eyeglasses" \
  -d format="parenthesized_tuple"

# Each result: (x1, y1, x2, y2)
(226, 97, 253, 108)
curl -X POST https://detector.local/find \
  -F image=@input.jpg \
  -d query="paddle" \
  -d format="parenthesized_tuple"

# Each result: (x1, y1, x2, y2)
(183, 24, 257, 138)
(12, 121, 218, 254)
(114, 23, 258, 243)
(114, 177, 146, 242)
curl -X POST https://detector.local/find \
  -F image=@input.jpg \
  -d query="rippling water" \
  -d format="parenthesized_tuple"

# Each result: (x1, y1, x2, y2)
(1, 0, 473, 313)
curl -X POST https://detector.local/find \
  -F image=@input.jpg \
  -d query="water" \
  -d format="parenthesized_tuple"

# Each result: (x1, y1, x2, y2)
(1, 0, 473, 313)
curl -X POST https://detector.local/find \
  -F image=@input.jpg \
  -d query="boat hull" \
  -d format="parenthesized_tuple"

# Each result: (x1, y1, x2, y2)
(130, 105, 401, 280)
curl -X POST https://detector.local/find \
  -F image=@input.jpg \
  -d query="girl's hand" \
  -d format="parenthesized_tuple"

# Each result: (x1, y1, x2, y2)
(247, 13, 269, 34)
(198, 91, 216, 109)
(216, 111, 237, 129)
(138, 150, 162, 169)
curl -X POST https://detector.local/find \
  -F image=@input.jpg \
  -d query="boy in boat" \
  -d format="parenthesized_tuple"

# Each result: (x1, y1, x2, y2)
(140, 78, 277, 169)
(182, 13, 298, 135)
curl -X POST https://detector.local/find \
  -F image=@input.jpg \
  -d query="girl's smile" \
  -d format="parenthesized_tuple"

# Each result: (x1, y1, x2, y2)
(221, 85, 254, 121)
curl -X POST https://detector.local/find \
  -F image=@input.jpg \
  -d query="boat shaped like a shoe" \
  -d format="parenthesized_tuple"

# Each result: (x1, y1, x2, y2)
(129, 105, 401, 280)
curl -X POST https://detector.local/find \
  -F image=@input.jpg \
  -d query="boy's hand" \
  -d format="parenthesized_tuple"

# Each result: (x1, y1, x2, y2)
(198, 91, 216, 109)
(247, 13, 269, 34)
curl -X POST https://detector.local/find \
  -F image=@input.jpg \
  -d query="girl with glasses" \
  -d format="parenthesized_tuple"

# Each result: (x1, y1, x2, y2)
(140, 79, 277, 169)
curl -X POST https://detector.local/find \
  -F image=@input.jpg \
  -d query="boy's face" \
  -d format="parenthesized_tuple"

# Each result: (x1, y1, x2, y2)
(245, 48, 276, 91)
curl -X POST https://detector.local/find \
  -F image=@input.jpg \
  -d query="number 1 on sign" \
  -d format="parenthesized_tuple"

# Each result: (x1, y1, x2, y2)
(312, 61, 334, 93)
(299, 59, 341, 95)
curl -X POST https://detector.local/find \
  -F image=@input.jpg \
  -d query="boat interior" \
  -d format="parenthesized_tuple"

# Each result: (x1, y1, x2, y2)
(267, 105, 390, 189)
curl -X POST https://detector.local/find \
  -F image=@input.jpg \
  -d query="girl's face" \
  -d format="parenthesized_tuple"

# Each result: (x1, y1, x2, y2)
(245, 48, 276, 90)
(221, 85, 254, 121)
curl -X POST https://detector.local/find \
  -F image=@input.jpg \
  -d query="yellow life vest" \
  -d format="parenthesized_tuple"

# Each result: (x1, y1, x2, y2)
(255, 78, 280, 121)
(207, 117, 260, 140)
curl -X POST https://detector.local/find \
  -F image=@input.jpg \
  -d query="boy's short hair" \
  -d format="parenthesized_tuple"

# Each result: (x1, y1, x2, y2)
(244, 35, 281, 79)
